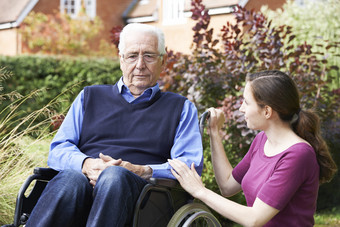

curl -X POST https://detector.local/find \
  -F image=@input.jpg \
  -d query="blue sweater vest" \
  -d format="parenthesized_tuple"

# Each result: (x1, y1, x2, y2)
(78, 84, 187, 165)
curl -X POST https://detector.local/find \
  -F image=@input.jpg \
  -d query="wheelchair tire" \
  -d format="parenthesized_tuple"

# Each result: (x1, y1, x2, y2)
(167, 203, 221, 227)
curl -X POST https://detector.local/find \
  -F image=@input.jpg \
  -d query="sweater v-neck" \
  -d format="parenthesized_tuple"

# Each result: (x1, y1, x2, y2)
(114, 84, 162, 110)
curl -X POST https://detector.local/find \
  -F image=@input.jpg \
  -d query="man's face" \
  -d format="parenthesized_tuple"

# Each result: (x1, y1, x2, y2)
(120, 31, 166, 95)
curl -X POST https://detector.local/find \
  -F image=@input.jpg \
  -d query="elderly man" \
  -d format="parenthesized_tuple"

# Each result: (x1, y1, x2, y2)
(26, 23, 203, 226)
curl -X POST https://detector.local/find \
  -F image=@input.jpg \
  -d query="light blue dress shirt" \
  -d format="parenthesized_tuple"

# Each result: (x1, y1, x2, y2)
(48, 77, 203, 179)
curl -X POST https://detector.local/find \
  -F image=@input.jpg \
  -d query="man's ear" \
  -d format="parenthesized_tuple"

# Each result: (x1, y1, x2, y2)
(161, 53, 168, 68)
(264, 105, 272, 119)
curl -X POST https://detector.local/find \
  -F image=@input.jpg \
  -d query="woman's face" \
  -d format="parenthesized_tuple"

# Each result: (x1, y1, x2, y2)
(239, 82, 267, 130)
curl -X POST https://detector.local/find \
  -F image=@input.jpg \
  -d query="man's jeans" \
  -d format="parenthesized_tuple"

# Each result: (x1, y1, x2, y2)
(26, 166, 148, 227)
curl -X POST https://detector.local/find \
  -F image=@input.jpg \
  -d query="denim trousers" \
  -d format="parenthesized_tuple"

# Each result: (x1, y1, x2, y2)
(26, 166, 148, 227)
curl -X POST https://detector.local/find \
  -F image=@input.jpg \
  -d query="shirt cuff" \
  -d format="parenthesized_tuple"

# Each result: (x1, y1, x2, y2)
(148, 163, 176, 179)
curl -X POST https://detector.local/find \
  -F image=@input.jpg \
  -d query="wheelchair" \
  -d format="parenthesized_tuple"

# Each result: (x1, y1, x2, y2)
(2, 111, 221, 227)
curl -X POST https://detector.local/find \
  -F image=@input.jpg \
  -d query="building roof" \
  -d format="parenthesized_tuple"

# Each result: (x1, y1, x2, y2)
(0, 0, 39, 29)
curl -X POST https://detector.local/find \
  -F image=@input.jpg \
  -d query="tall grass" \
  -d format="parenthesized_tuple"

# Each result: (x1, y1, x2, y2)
(0, 66, 74, 224)
(0, 138, 51, 224)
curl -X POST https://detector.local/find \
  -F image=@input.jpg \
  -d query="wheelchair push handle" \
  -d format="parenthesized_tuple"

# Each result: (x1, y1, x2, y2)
(199, 111, 210, 136)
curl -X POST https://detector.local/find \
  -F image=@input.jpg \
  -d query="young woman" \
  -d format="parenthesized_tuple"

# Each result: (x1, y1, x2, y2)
(169, 70, 337, 226)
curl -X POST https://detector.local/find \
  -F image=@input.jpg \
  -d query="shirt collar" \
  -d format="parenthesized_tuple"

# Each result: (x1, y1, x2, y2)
(117, 77, 160, 98)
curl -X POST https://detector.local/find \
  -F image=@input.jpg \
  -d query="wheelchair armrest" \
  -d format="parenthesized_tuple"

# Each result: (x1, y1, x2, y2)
(17, 168, 58, 199)
(148, 178, 181, 188)
(12, 168, 59, 226)
(33, 167, 59, 181)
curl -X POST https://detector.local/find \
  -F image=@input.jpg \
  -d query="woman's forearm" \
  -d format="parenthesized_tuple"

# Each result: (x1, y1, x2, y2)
(196, 187, 277, 227)
(209, 129, 238, 196)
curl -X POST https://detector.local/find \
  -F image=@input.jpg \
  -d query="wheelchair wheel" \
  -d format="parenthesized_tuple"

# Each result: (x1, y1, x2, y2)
(167, 203, 221, 227)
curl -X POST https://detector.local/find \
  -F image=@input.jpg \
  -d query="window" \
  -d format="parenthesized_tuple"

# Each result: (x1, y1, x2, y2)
(60, 0, 96, 19)
(83, 0, 96, 19)
(139, 0, 150, 5)
(163, 0, 186, 25)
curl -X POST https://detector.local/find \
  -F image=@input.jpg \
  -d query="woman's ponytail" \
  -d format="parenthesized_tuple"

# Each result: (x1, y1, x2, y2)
(294, 109, 337, 184)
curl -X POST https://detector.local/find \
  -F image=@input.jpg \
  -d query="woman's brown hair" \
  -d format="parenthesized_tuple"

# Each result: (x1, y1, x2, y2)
(246, 70, 337, 184)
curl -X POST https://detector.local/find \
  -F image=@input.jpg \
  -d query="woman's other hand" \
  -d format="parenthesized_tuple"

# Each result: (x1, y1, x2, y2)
(168, 159, 205, 198)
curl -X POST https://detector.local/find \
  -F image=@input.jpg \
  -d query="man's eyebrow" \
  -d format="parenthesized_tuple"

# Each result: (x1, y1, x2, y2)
(125, 51, 139, 55)
(126, 51, 158, 55)
(143, 51, 158, 54)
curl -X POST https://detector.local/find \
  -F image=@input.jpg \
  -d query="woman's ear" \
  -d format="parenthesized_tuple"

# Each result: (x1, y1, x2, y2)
(264, 105, 272, 119)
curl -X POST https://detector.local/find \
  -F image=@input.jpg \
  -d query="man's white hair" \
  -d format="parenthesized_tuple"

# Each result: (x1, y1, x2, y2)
(118, 23, 166, 55)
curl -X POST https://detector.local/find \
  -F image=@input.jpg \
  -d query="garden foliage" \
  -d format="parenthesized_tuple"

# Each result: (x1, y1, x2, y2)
(262, 0, 340, 83)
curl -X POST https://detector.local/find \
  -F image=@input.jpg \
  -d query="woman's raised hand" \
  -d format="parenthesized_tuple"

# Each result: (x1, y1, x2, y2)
(207, 107, 225, 131)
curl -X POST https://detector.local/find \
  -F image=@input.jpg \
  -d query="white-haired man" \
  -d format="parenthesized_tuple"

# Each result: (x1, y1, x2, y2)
(26, 23, 203, 226)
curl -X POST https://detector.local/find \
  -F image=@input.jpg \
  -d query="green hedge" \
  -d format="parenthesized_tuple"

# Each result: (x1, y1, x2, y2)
(0, 55, 122, 113)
